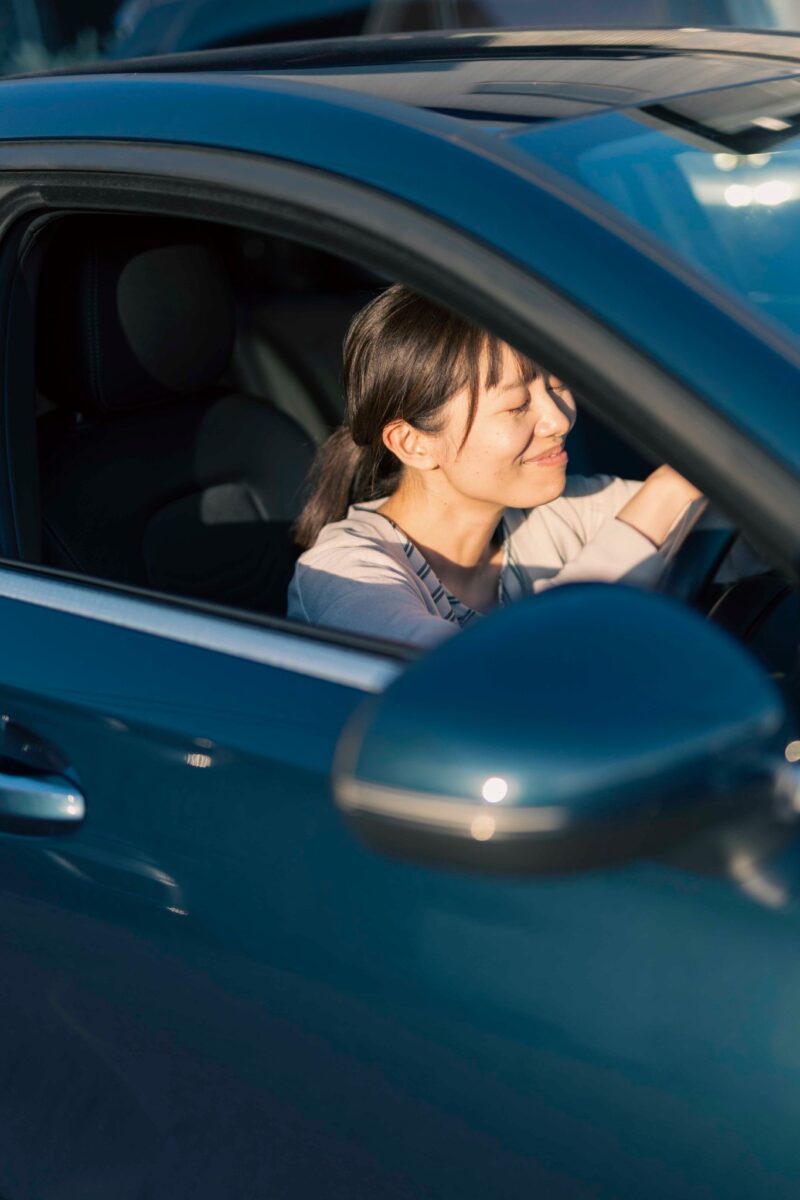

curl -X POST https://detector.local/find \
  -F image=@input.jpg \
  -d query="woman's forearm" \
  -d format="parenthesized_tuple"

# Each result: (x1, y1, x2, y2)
(615, 465, 704, 548)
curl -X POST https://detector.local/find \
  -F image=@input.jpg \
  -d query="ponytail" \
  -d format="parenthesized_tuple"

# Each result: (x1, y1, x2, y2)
(294, 422, 402, 548)
(293, 427, 363, 550)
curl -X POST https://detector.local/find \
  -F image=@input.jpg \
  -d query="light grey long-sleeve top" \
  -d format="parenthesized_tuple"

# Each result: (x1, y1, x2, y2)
(288, 475, 700, 648)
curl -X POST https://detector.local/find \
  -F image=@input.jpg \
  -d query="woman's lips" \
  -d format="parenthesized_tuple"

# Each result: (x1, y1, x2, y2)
(524, 449, 568, 467)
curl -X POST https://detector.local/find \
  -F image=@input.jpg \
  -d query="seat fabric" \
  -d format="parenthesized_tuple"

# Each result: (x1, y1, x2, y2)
(36, 219, 314, 615)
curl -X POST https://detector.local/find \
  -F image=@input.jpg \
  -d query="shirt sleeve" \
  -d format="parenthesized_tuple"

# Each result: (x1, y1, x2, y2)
(531, 512, 666, 592)
(288, 547, 457, 649)
(521, 475, 703, 594)
(553, 474, 644, 543)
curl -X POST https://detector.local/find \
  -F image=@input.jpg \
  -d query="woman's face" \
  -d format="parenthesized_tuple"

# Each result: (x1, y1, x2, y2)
(432, 342, 577, 510)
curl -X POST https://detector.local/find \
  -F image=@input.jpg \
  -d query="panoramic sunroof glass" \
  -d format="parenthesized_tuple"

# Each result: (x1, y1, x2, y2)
(509, 78, 800, 344)
(645, 73, 800, 153)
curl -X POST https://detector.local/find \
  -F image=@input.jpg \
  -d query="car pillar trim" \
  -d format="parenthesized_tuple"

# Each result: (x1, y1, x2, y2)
(0, 565, 401, 694)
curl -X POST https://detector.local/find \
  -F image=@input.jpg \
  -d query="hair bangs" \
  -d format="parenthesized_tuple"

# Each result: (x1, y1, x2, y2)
(483, 335, 539, 391)
(456, 334, 540, 450)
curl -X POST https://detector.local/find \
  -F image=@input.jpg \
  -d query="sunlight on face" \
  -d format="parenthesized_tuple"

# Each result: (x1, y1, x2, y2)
(434, 343, 577, 510)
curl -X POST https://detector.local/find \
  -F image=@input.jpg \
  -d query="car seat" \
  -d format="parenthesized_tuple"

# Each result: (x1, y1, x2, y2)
(36, 218, 315, 616)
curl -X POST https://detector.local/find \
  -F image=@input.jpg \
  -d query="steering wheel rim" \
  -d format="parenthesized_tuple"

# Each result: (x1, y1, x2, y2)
(660, 527, 740, 608)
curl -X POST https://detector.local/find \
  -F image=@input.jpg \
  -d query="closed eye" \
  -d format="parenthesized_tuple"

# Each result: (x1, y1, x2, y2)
(509, 397, 531, 415)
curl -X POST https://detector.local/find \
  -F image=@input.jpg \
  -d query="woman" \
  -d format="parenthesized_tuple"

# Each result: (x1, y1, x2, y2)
(288, 285, 704, 647)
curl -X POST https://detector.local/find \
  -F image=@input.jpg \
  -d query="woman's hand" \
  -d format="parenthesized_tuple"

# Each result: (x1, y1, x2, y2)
(616, 465, 705, 548)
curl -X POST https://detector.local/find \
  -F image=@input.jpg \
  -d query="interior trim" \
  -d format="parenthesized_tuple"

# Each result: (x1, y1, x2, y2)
(0, 563, 402, 694)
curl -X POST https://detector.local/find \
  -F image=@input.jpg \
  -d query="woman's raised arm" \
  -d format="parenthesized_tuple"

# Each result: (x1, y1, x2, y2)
(615, 465, 705, 549)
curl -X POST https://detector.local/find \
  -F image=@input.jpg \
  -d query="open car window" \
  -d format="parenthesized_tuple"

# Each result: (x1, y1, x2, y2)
(24, 211, 662, 634)
(8, 206, 789, 715)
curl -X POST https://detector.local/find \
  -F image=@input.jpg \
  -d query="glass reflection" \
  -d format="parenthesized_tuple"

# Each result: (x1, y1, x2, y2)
(471, 814, 496, 841)
(481, 776, 508, 803)
(185, 752, 212, 769)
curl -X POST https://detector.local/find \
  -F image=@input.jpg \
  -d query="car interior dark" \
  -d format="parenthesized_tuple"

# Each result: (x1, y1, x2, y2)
(15, 211, 800, 714)
(34, 217, 325, 617)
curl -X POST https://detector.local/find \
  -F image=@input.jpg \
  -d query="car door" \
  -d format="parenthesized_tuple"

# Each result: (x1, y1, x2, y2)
(4, 563, 800, 1200)
(0, 569, 425, 1200)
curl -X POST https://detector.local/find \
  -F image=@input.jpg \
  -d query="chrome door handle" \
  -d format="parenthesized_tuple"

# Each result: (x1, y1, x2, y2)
(0, 771, 85, 831)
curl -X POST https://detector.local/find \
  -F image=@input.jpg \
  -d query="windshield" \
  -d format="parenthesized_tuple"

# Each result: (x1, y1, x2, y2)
(509, 76, 800, 343)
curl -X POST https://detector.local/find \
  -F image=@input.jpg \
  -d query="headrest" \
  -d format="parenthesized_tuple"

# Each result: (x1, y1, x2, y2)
(37, 218, 235, 416)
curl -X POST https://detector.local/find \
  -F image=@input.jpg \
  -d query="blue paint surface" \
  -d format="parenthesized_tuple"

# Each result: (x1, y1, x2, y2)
(0, 587, 796, 1197)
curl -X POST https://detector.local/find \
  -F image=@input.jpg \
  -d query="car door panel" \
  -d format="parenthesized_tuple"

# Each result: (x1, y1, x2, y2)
(0, 592, 398, 1198)
(1, 587, 800, 1197)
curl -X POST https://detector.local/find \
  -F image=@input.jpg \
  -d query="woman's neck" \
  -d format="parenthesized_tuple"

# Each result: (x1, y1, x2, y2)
(378, 478, 504, 609)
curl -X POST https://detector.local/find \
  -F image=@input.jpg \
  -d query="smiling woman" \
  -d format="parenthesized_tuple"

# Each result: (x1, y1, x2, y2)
(289, 284, 705, 646)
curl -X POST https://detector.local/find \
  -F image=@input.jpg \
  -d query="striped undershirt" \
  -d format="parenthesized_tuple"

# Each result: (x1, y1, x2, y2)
(380, 511, 529, 626)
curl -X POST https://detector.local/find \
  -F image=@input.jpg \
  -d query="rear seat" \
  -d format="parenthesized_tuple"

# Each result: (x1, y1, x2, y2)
(36, 217, 315, 616)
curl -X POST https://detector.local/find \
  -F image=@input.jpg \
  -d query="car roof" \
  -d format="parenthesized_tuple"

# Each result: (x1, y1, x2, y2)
(32, 27, 800, 126)
(5, 30, 800, 498)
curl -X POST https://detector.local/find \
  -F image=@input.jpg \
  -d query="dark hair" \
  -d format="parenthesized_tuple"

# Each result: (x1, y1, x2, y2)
(294, 284, 537, 548)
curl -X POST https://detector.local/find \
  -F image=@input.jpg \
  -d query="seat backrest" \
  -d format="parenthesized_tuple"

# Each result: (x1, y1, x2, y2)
(36, 218, 315, 615)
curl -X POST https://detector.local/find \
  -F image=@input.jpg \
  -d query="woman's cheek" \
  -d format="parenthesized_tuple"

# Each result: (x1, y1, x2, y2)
(458, 432, 507, 466)
(502, 426, 532, 462)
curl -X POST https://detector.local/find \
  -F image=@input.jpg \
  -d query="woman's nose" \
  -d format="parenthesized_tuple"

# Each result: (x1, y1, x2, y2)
(533, 381, 575, 438)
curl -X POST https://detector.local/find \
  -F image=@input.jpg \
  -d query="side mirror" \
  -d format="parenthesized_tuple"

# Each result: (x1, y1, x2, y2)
(334, 585, 793, 873)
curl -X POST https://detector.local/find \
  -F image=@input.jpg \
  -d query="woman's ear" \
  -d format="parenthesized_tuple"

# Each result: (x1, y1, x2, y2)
(382, 420, 440, 471)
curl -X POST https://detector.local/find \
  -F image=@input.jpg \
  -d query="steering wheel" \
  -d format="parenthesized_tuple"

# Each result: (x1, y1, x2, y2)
(660, 526, 740, 609)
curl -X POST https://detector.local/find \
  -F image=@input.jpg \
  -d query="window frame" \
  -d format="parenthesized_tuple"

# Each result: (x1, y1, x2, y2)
(0, 137, 797, 679)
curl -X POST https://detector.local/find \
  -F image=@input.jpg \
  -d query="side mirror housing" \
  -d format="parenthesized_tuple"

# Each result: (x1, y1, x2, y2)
(334, 585, 792, 873)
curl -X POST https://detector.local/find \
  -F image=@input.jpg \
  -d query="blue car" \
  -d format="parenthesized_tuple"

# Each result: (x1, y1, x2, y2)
(2, 25, 800, 1199)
